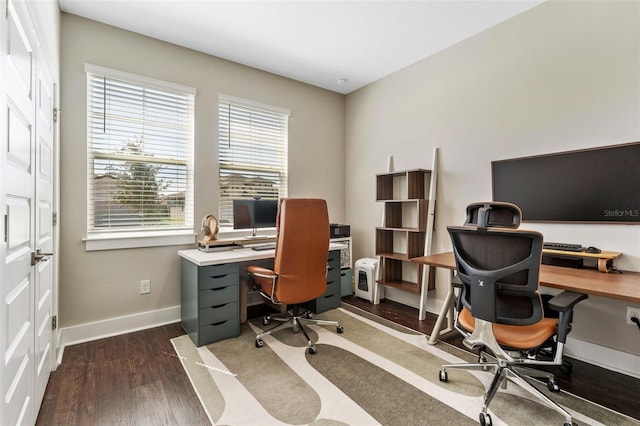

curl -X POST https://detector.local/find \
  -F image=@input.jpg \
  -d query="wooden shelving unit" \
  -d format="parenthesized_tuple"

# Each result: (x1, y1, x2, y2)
(375, 169, 435, 295)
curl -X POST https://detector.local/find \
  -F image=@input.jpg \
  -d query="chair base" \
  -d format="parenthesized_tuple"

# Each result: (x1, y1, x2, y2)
(255, 306, 343, 354)
(439, 350, 574, 426)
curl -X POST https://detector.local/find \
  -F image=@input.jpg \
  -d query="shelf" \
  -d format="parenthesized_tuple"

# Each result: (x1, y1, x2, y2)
(375, 164, 437, 314)
(543, 249, 622, 273)
(377, 279, 422, 294)
(376, 169, 432, 201)
(380, 200, 428, 231)
(375, 252, 411, 261)
(375, 229, 426, 259)
(542, 249, 621, 260)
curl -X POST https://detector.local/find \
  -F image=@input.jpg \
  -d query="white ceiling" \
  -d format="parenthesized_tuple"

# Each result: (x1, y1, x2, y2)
(58, 0, 544, 94)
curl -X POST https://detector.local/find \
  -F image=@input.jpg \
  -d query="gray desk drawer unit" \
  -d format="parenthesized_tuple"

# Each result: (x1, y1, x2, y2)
(304, 250, 342, 314)
(181, 249, 343, 346)
(181, 259, 240, 346)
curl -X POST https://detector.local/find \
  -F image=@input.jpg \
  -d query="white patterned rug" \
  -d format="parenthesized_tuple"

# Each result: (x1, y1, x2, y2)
(172, 305, 639, 426)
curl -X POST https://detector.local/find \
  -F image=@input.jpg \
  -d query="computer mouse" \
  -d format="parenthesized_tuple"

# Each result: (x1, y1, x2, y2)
(585, 246, 601, 254)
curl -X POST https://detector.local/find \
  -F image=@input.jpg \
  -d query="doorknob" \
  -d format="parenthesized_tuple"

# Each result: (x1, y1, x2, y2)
(31, 249, 54, 266)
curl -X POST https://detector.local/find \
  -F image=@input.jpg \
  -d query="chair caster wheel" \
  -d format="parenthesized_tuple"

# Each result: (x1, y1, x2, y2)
(262, 316, 270, 326)
(255, 339, 264, 348)
(560, 360, 573, 375)
(439, 369, 448, 382)
(479, 412, 492, 426)
(337, 325, 344, 333)
(308, 345, 317, 355)
(547, 381, 560, 392)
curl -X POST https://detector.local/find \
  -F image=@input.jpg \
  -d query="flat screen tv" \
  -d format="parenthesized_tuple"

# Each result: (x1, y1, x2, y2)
(232, 199, 279, 235)
(491, 142, 640, 224)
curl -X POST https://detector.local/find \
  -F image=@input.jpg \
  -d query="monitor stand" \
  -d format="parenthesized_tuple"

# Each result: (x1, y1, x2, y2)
(243, 228, 259, 238)
(243, 228, 276, 240)
(244, 228, 266, 239)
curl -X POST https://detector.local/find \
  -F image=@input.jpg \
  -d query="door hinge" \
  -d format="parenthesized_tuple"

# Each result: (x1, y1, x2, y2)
(3, 214, 7, 243)
(53, 108, 59, 123)
(52, 315, 57, 330)
(52, 211, 57, 226)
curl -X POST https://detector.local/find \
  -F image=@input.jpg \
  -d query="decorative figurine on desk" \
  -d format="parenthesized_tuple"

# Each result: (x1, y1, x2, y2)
(200, 214, 219, 244)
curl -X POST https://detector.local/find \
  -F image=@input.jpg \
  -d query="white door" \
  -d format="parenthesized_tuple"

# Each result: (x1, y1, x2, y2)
(33, 51, 55, 414)
(1, 1, 56, 424)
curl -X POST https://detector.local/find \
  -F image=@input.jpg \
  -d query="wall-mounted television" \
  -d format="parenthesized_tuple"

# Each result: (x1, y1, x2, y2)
(492, 142, 640, 224)
(233, 199, 279, 236)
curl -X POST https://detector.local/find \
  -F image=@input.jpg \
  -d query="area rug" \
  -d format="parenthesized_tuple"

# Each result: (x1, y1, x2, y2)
(171, 305, 639, 426)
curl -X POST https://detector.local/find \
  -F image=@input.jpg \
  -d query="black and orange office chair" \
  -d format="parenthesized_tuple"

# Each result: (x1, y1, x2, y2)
(247, 198, 343, 354)
(439, 202, 587, 426)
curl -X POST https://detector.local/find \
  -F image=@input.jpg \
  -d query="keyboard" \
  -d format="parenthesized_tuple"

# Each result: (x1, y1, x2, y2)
(251, 244, 276, 251)
(543, 242, 585, 252)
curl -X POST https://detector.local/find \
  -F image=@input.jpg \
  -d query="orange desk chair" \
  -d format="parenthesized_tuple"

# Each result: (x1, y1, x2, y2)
(247, 198, 343, 354)
(439, 202, 586, 426)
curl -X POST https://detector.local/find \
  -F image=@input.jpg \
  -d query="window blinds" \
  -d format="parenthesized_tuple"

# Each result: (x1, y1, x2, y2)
(218, 96, 289, 225)
(86, 65, 195, 233)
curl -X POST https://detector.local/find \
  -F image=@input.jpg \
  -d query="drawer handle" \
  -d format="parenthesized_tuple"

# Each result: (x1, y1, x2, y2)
(209, 274, 228, 279)
(211, 320, 228, 326)
(209, 286, 229, 292)
(210, 303, 229, 309)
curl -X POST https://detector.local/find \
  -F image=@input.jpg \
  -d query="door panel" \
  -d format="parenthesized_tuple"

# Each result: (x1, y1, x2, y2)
(33, 55, 55, 411)
(3, 275, 33, 426)
(6, 197, 31, 252)
(7, 103, 32, 171)
(1, 1, 38, 424)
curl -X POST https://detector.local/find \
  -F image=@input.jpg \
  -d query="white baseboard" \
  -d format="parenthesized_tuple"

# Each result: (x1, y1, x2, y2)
(58, 305, 181, 361)
(565, 336, 640, 379)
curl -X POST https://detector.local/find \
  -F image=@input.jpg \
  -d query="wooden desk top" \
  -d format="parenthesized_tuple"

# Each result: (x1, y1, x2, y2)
(412, 251, 640, 304)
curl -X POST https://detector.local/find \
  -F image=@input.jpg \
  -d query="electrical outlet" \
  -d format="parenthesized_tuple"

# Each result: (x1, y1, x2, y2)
(140, 279, 151, 295)
(627, 306, 640, 325)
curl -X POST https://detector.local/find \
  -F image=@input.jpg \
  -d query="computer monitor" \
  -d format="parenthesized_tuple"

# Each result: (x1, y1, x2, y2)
(232, 199, 279, 237)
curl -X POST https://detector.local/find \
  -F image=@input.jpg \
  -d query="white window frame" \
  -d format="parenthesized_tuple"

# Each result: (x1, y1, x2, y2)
(218, 95, 289, 231)
(84, 64, 196, 251)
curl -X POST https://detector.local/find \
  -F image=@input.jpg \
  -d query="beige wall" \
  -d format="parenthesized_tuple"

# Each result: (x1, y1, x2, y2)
(60, 13, 345, 328)
(345, 0, 640, 358)
(60, 1, 640, 367)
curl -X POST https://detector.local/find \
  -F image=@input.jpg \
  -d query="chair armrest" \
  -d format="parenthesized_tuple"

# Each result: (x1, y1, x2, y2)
(451, 275, 464, 289)
(548, 291, 588, 344)
(548, 291, 588, 313)
(246, 265, 276, 279)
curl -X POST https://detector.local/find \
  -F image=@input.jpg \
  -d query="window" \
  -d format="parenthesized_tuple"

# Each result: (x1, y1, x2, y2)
(218, 95, 289, 226)
(85, 64, 195, 249)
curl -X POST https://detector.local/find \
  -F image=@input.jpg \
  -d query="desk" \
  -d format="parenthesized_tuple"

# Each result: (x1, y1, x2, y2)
(178, 243, 348, 346)
(412, 251, 640, 345)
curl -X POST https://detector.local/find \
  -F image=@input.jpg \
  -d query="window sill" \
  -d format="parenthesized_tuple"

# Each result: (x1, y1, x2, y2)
(84, 230, 196, 251)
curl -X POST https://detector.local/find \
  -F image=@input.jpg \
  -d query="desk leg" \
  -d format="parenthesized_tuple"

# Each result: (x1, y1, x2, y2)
(428, 269, 456, 345)
(418, 265, 430, 321)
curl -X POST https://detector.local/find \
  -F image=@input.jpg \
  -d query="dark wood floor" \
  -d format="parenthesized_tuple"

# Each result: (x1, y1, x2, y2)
(37, 297, 639, 424)
(36, 323, 210, 425)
